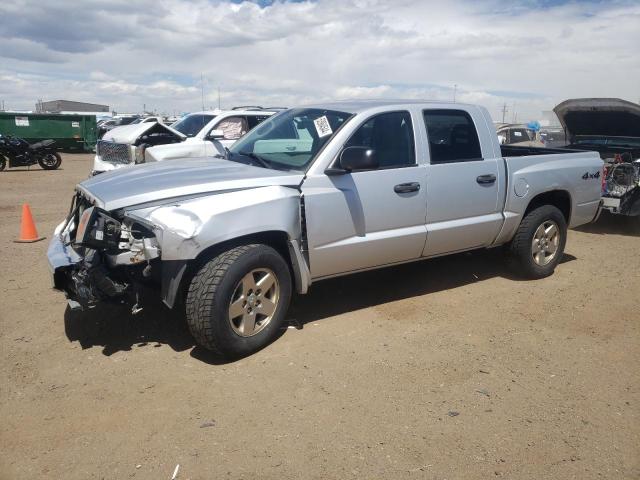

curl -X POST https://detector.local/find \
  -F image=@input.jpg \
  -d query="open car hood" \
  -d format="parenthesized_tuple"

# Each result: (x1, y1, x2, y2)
(553, 98, 640, 140)
(101, 122, 187, 144)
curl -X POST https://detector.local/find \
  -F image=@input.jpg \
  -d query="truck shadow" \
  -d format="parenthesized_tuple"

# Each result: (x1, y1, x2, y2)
(64, 294, 194, 357)
(575, 211, 639, 237)
(288, 249, 575, 328)
(64, 249, 576, 363)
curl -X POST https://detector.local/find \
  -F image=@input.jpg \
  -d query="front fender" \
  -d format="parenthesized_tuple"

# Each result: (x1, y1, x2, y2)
(127, 185, 302, 260)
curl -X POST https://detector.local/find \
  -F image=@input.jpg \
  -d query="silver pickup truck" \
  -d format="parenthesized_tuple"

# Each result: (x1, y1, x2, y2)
(48, 100, 602, 357)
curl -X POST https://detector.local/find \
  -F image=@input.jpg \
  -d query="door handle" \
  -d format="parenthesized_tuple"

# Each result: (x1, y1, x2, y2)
(476, 174, 497, 185)
(394, 182, 421, 193)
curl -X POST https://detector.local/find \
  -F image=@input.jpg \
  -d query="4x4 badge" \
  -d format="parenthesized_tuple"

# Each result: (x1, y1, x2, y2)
(582, 171, 600, 180)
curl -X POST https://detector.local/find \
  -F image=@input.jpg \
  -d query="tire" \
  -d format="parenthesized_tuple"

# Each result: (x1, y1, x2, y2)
(508, 205, 567, 279)
(0, 155, 6, 171)
(38, 152, 62, 170)
(185, 244, 292, 357)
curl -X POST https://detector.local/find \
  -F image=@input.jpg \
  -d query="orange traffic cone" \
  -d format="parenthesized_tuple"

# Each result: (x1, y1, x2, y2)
(14, 204, 45, 243)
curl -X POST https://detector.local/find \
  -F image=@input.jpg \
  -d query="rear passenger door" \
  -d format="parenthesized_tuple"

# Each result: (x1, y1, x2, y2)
(422, 109, 504, 257)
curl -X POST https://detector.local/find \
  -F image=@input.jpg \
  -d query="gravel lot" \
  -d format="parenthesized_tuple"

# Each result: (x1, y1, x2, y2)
(1, 154, 638, 479)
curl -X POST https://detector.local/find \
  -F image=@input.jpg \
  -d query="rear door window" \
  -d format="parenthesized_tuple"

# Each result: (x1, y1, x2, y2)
(509, 128, 533, 143)
(172, 114, 217, 137)
(423, 110, 482, 163)
(247, 115, 271, 130)
(215, 116, 249, 140)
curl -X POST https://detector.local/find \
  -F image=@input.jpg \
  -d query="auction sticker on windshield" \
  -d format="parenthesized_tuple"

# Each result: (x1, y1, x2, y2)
(314, 116, 333, 138)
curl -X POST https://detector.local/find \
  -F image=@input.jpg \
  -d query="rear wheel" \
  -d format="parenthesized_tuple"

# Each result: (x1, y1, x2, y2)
(38, 152, 61, 170)
(185, 244, 292, 357)
(508, 205, 567, 279)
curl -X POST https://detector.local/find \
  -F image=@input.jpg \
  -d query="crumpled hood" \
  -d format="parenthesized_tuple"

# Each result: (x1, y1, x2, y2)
(554, 98, 640, 139)
(78, 157, 304, 210)
(145, 140, 216, 163)
(101, 122, 186, 144)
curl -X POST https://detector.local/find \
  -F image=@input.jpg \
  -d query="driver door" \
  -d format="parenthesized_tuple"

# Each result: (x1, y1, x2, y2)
(301, 111, 428, 279)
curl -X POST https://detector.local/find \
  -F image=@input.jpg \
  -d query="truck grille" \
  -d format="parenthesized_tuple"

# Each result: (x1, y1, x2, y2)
(97, 140, 131, 164)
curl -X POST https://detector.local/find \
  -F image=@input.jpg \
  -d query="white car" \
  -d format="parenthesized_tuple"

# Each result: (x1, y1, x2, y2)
(92, 107, 280, 174)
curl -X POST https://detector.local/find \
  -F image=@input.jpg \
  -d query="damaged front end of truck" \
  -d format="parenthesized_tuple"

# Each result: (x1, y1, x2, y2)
(49, 192, 162, 313)
(48, 161, 308, 316)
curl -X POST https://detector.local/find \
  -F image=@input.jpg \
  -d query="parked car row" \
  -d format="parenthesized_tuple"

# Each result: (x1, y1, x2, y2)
(48, 100, 604, 358)
(92, 106, 283, 174)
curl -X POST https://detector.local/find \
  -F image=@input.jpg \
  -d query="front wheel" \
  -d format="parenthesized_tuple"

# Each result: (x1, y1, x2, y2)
(508, 205, 567, 279)
(185, 244, 292, 357)
(38, 152, 62, 170)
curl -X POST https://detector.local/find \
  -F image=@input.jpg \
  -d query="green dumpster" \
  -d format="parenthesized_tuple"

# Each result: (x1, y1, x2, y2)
(0, 112, 97, 152)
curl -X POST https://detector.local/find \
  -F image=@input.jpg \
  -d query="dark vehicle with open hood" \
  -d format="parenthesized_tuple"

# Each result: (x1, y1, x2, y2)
(0, 134, 62, 171)
(554, 98, 640, 219)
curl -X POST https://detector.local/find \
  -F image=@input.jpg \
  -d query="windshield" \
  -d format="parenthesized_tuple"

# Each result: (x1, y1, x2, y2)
(509, 128, 534, 142)
(228, 108, 352, 171)
(118, 117, 138, 126)
(172, 114, 217, 137)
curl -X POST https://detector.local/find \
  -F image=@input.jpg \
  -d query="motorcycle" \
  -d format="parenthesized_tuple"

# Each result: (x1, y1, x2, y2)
(0, 134, 62, 171)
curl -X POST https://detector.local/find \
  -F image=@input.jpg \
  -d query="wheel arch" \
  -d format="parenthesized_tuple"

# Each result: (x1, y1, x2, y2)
(524, 189, 572, 224)
(166, 230, 308, 310)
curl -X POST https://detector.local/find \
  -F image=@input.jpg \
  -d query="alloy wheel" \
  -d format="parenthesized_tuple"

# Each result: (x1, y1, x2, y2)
(228, 268, 280, 337)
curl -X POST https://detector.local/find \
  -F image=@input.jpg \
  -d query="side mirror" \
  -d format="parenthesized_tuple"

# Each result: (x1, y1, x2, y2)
(339, 146, 378, 172)
(208, 129, 225, 140)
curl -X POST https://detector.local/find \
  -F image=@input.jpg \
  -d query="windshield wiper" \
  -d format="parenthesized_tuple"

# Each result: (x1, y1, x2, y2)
(238, 150, 271, 169)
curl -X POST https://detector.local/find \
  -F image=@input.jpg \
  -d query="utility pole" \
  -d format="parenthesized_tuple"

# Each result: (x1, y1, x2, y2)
(453, 84, 457, 103)
(501, 103, 509, 123)
(201, 73, 205, 111)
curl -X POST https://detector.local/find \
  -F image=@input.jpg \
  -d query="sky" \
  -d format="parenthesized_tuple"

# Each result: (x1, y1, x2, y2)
(0, 0, 639, 122)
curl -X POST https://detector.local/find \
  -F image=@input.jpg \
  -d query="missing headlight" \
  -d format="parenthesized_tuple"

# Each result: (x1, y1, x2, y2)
(74, 206, 122, 249)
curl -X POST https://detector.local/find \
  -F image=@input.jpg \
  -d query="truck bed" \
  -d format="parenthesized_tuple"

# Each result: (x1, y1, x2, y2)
(501, 145, 580, 157)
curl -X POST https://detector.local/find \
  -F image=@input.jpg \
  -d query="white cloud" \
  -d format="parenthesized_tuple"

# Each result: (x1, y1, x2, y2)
(0, 0, 638, 121)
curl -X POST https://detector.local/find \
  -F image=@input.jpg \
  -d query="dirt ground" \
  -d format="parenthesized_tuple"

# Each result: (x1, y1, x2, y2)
(0, 154, 638, 479)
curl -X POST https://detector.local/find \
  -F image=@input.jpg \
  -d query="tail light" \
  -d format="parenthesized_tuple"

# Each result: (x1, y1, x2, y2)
(601, 164, 608, 194)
